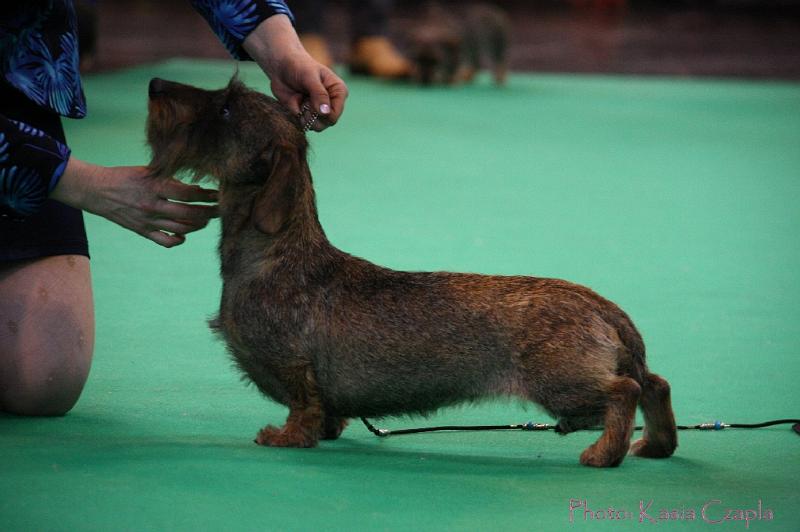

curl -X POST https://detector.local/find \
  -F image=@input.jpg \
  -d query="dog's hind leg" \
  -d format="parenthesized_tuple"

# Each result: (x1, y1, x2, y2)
(255, 364, 326, 448)
(488, 24, 508, 85)
(579, 376, 641, 467)
(322, 416, 349, 440)
(630, 372, 678, 458)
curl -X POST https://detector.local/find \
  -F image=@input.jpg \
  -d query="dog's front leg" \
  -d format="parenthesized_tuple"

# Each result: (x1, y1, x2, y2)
(255, 402, 324, 448)
(255, 364, 326, 448)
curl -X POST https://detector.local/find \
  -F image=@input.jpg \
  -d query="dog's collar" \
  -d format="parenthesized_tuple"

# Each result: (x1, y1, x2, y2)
(299, 102, 319, 132)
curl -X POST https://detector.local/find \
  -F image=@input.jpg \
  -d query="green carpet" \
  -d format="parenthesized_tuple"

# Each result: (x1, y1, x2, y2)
(2, 59, 799, 530)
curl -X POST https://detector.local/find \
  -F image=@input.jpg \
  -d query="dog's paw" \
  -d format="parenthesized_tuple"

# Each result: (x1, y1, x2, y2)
(629, 437, 674, 458)
(254, 424, 318, 448)
(580, 444, 624, 468)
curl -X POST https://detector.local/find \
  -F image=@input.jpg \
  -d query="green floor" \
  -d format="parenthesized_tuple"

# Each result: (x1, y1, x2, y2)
(2, 59, 799, 530)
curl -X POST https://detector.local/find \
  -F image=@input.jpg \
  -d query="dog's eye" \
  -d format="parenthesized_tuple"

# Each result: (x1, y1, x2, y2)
(220, 104, 231, 119)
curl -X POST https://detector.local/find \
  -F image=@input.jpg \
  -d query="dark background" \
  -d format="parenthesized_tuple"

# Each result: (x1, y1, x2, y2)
(83, 0, 800, 79)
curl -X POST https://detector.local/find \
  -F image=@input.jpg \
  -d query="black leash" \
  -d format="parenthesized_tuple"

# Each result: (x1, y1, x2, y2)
(360, 417, 800, 437)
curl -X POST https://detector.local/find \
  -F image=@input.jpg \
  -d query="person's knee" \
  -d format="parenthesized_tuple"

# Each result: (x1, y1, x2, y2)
(1, 345, 93, 417)
(3, 390, 78, 417)
(0, 254, 95, 416)
(2, 372, 89, 416)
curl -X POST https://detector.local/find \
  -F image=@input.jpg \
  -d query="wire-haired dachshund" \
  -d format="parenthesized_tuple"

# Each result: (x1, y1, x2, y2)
(146, 77, 677, 467)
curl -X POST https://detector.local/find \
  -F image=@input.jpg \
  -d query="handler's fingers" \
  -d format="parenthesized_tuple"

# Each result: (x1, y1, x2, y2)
(157, 201, 218, 226)
(282, 92, 303, 115)
(150, 218, 205, 236)
(304, 71, 332, 121)
(146, 230, 186, 248)
(160, 180, 218, 203)
(320, 69, 348, 125)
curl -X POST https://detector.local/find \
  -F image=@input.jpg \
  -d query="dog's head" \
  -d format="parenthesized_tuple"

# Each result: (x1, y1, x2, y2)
(146, 77, 309, 234)
(146, 76, 306, 183)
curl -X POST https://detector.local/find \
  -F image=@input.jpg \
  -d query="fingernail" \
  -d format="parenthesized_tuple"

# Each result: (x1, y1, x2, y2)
(319, 103, 331, 115)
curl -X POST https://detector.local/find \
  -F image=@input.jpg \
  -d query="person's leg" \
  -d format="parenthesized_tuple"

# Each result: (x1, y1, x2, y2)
(293, 0, 325, 34)
(350, 0, 392, 41)
(0, 81, 94, 416)
(293, 0, 334, 67)
(0, 255, 94, 416)
(348, 0, 410, 78)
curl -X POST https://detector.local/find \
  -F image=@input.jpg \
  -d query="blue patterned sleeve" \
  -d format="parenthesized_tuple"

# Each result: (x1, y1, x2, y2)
(0, 114, 71, 219)
(190, 0, 294, 60)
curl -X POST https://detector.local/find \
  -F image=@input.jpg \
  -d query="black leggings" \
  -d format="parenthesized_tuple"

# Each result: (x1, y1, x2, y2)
(0, 81, 89, 262)
(292, 0, 393, 42)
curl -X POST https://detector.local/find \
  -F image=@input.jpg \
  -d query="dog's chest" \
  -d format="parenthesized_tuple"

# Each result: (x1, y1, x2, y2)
(218, 269, 320, 351)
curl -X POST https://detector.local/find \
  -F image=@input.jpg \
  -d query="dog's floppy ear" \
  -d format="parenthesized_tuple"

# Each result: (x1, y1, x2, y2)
(251, 144, 297, 235)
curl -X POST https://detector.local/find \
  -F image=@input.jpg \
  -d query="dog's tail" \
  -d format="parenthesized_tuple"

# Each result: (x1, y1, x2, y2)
(601, 304, 647, 383)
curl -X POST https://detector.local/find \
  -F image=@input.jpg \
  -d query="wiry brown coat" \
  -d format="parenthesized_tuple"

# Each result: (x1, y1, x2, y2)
(146, 78, 677, 467)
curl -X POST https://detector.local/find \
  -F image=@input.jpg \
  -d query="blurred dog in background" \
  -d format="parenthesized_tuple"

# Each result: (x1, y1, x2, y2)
(407, 2, 510, 85)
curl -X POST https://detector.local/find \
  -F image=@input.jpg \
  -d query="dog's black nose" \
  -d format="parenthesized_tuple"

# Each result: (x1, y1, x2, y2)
(148, 78, 165, 98)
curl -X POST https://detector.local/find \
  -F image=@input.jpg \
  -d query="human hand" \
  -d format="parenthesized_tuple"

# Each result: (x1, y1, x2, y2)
(51, 157, 218, 248)
(243, 15, 348, 131)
